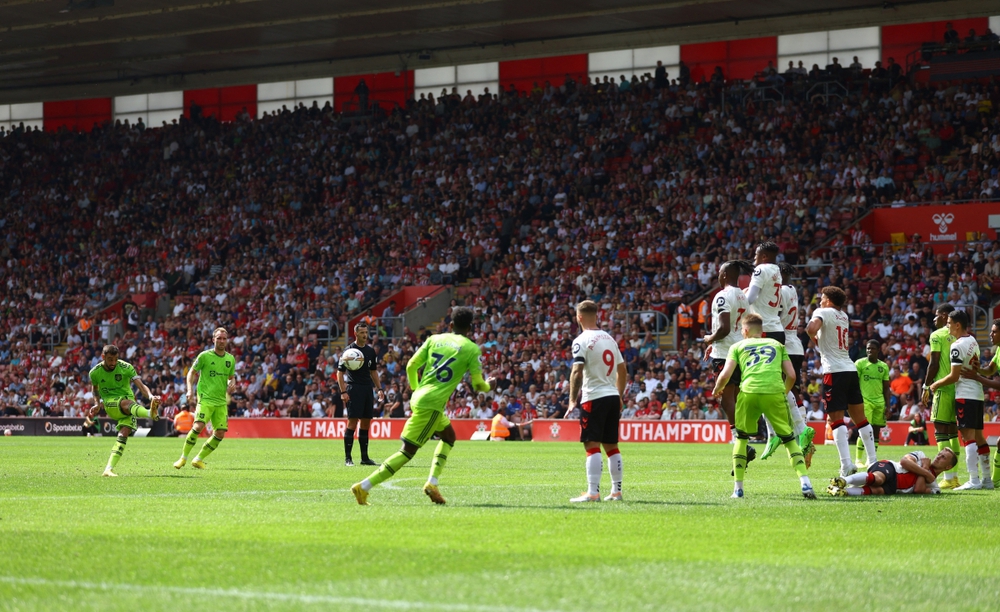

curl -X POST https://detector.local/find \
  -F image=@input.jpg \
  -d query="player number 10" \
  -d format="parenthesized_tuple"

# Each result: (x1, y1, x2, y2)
(836, 325, 849, 350)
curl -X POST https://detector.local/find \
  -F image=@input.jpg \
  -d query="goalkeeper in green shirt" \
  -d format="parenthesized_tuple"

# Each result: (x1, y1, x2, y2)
(352, 307, 494, 506)
(86, 344, 161, 477)
(854, 340, 890, 468)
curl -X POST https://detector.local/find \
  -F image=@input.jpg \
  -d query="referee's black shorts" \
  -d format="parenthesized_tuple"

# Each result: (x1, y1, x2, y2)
(346, 385, 375, 419)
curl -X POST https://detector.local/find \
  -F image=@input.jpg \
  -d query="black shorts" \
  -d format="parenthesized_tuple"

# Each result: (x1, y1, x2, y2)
(823, 371, 863, 414)
(712, 358, 741, 387)
(956, 398, 985, 430)
(868, 460, 898, 495)
(346, 385, 375, 419)
(761, 330, 785, 345)
(580, 395, 622, 444)
(788, 354, 804, 381)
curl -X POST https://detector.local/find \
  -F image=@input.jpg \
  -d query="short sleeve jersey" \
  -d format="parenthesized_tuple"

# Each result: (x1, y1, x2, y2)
(192, 349, 236, 405)
(810, 307, 855, 373)
(891, 450, 938, 494)
(409, 333, 484, 410)
(928, 326, 955, 382)
(338, 342, 379, 386)
(571, 328, 624, 402)
(710, 286, 749, 359)
(780, 285, 804, 355)
(855, 358, 889, 407)
(89, 360, 139, 402)
(747, 263, 784, 332)
(950, 335, 984, 401)
(727, 337, 789, 394)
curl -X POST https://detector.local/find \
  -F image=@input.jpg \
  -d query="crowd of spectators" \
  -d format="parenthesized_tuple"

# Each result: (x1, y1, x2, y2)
(2, 58, 1000, 429)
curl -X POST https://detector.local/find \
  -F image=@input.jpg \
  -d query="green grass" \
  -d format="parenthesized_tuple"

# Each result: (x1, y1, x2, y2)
(1, 437, 998, 612)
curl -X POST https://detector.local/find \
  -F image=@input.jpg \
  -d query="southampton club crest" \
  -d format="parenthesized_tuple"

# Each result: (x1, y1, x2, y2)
(549, 422, 561, 439)
(476, 422, 488, 432)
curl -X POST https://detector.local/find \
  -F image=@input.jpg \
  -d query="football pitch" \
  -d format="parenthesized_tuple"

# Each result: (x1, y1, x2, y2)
(1, 438, 998, 612)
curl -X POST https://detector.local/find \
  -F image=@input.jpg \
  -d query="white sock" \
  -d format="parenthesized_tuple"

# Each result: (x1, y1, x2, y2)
(833, 425, 852, 470)
(427, 476, 438, 486)
(857, 423, 877, 465)
(844, 472, 868, 486)
(360, 478, 373, 492)
(845, 487, 865, 496)
(799, 475, 812, 488)
(607, 452, 623, 494)
(764, 416, 776, 438)
(965, 442, 981, 485)
(978, 447, 990, 482)
(734, 481, 743, 493)
(730, 426, 737, 444)
(787, 391, 806, 437)
(586, 452, 602, 495)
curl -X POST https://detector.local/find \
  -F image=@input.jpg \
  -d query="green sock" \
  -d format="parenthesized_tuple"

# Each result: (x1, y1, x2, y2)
(733, 438, 748, 482)
(993, 449, 999, 484)
(181, 430, 199, 459)
(429, 441, 453, 483)
(131, 405, 150, 418)
(195, 434, 223, 460)
(368, 450, 413, 487)
(783, 440, 808, 478)
(107, 434, 127, 470)
(856, 437, 864, 463)
(949, 436, 962, 461)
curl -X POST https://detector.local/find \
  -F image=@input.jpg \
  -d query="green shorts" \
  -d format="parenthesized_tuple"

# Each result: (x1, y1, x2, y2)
(931, 386, 956, 425)
(736, 392, 791, 438)
(400, 409, 451, 448)
(863, 401, 887, 427)
(104, 397, 137, 432)
(195, 399, 229, 431)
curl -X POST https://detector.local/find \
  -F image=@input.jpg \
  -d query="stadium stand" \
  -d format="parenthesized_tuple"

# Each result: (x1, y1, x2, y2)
(1, 58, 999, 427)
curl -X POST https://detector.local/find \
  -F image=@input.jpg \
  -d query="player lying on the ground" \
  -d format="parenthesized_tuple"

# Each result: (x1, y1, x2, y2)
(827, 449, 958, 496)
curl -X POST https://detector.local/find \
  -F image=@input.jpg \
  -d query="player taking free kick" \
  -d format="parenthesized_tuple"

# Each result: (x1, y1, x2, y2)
(352, 307, 493, 505)
(87, 344, 161, 477)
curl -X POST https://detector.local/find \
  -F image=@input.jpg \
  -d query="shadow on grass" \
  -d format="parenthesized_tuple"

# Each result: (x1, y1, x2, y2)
(466, 501, 723, 509)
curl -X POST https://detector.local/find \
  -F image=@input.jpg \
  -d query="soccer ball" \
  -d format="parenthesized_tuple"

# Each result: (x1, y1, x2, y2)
(3, 429, 11, 436)
(341, 347, 365, 371)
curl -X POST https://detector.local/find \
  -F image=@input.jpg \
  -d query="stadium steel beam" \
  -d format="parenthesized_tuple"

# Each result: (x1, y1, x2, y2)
(0, 0, 997, 104)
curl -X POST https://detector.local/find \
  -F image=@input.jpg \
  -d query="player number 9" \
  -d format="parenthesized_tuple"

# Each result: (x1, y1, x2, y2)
(602, 349, 614, 375)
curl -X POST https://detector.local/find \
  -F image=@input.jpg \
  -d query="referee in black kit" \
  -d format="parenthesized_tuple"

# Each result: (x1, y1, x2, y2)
(338, 321, 385, 466)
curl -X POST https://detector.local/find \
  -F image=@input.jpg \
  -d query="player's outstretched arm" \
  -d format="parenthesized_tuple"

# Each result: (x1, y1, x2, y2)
(133, 377, 155, 402)
(567, 363, 584, 415)
(961, 367, 1000, 390)
(930, 364, 961, 392)
(186, 367, 199, 406)
(88, 384, 102, 418)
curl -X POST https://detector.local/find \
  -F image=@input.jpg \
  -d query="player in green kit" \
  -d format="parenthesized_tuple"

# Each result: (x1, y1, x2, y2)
(959, 318, 1000, 488)
(86, 345, 161, 477)
(855, 340, 890, 469)
(174, 327, 236, 469)
(923, 304, 960, 489)
(352, 307, 493, 505)
(712, 313, 814, 499)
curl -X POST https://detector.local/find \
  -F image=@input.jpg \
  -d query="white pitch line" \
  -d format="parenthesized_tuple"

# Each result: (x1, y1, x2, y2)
(0, 576, 574, 612)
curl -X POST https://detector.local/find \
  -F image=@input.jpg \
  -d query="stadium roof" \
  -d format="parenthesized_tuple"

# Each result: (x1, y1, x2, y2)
(1, 0, 997, 103)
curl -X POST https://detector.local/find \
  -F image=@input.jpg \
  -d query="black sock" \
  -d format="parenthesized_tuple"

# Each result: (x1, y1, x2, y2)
(359, 428, 370, 461)
(344, 428, 355, 460)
